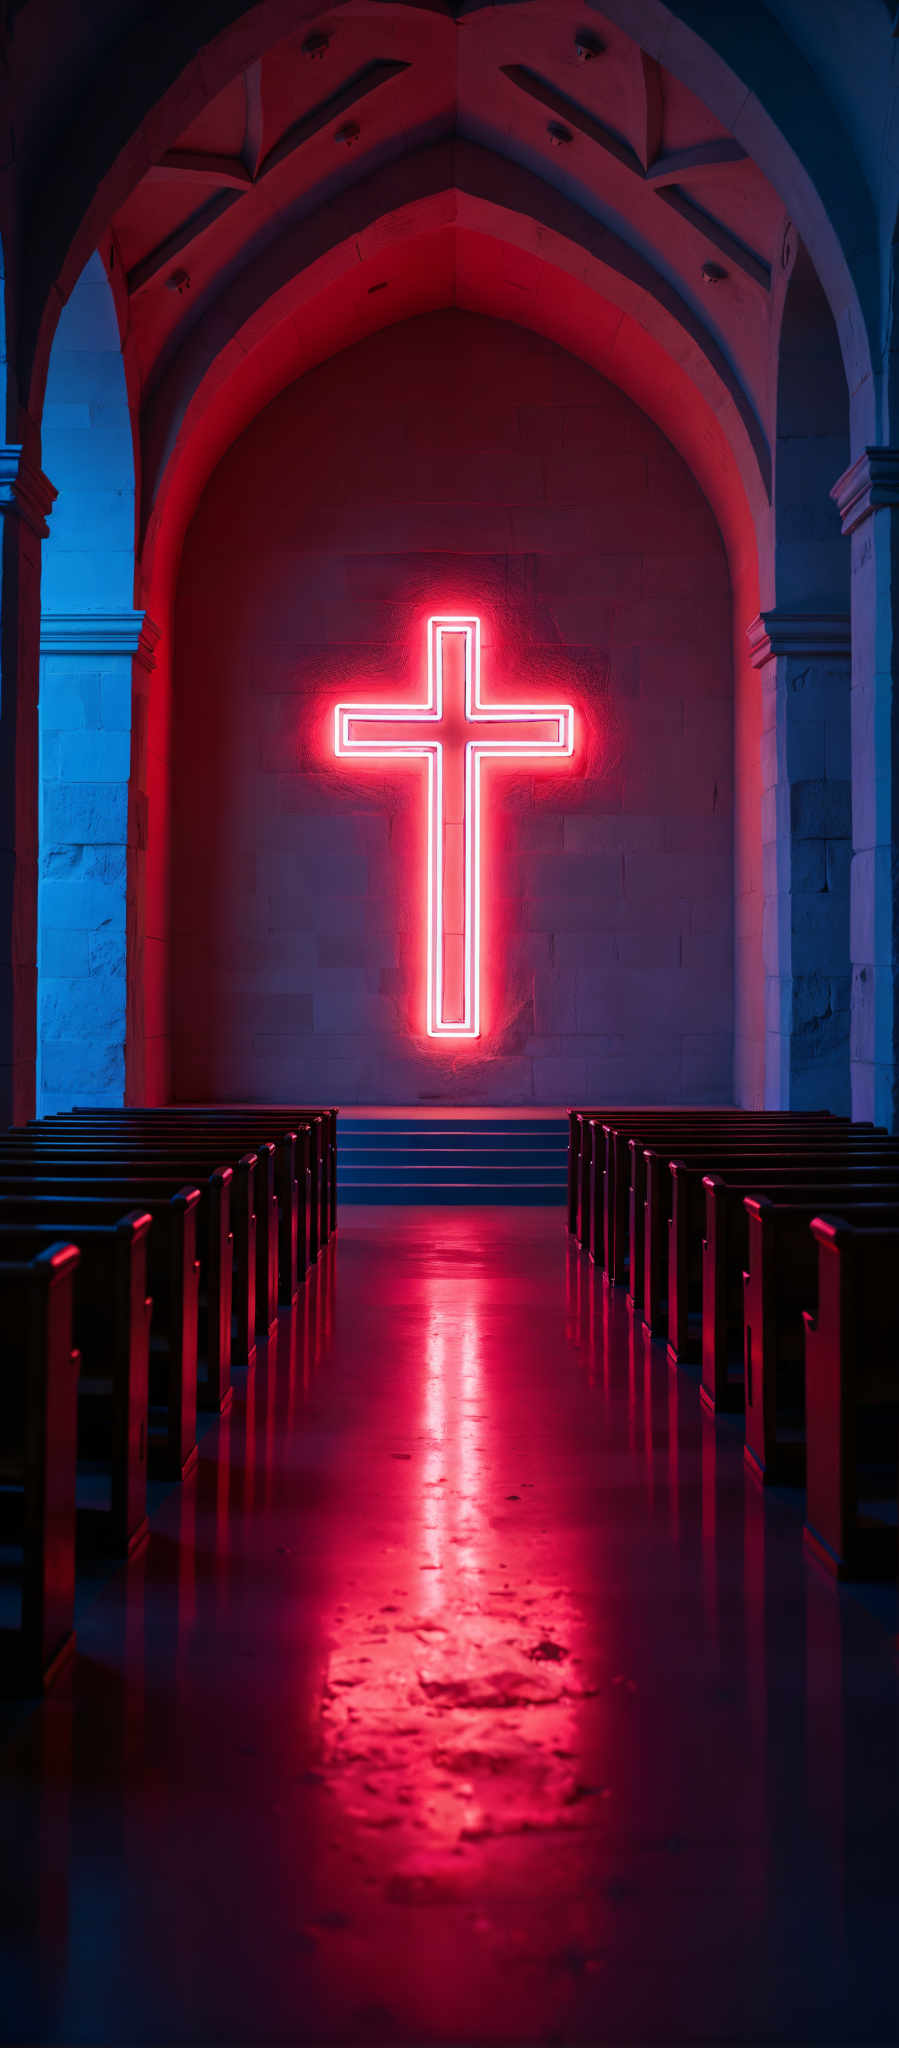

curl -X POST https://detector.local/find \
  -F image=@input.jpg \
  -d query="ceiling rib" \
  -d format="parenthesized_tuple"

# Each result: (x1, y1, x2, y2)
(500, 64, 644, 177)
(638, 52, 664, 172)
(656, 186, 771, 288)
(150, 151, 252, 187)
(646, 140, 749, 185)
(126, 58, 411, 297)
(500, 62, 770, 292)
(256, 60, 409, 180)
(244, 60, 264, 180)
(127, 190, 243, 294)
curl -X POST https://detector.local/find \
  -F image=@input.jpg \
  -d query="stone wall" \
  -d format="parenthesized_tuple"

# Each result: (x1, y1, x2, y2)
(170, 310, 734, 1105)
(37, 253, 138, 1113)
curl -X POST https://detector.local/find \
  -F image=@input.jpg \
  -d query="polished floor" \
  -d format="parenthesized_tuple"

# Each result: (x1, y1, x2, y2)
(2, 1209, 899, 2046)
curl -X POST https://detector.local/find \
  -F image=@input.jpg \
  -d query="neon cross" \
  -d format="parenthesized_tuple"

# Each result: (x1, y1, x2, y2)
(333, 616, 574, 1037)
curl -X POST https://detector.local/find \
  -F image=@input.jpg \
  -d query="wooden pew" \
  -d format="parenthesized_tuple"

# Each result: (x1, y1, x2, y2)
(0, 1191, 199, 1481)
(11, 1132, 262, 1357)
(803, 1217, 899, 1580)
(666, 1136, 895, 1362)
(569, 1110, 616, 1245)
(619, 1113, 841, 1310)
(602, 1110, 827, 1288)
(572, 1107, 750, 1267)
(0, 1213, 151, 1559)
(67, 1103, 339, 1250)
(0, 1244, 80, 1694)
(578, 1117, 599, 1257)
(55, 1115, 301, 1300)
(153, 1106, 338, 1251)
(56, 1108, 324, 1293)
(743, 1195, 899, 1488)
(0, 1167, 230, 1413)
(568, 1109, 582, 1234)
(703, 1171, 899, 1416)
(641, 1129, 883, 1341)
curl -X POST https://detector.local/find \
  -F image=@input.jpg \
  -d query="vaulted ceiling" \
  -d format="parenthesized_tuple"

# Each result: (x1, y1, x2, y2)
(91, 2, 793, 561)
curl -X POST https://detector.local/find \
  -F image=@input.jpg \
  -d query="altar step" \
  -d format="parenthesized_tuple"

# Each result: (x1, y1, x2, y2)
(336, 1114, 568, 1203)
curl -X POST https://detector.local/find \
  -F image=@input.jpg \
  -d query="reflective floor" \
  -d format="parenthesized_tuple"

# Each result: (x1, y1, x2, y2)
(2, 1209, 899, 2045)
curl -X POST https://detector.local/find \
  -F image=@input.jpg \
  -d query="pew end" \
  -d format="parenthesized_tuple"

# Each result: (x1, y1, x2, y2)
(0, 1244, 80, 1694)
(803, 1216, 899, 1581)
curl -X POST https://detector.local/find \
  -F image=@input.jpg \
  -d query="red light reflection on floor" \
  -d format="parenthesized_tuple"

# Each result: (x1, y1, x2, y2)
(1, 1208, 897, 2048)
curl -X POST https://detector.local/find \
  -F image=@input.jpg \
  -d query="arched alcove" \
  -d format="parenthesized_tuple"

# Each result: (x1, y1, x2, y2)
(754, 242, 852, 1111)
(38, 251, 140, 1112)
(170, 309, 734, 1106)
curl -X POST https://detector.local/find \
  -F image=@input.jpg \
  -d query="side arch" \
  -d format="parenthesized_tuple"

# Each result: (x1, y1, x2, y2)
(38, 251, 145, 1111)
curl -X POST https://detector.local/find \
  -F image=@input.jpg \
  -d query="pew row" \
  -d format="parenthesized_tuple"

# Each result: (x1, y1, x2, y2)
(51, 1106, 337, 1288)
(0, 1166, 229, 1406)
(12, 1134, 265, 1354)
(64, 1104, 339, 1245)
(742, 1195, 899, 1490)
(0, 1213, 152, 1559)
(642, 1131, 889, 1343)
(0, 1191, 200, 1481)
(701, 1174, 899, 1418)
(0, 1244, 80, 1694)
(802, 1217, 899, 1580)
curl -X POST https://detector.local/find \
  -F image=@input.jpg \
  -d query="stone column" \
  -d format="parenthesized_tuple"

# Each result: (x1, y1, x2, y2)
(37, 611, 158, 1113)
(0, 447, 56, 1124)
(831, 449, 899, 1129)
(747, 610, 852, 1112)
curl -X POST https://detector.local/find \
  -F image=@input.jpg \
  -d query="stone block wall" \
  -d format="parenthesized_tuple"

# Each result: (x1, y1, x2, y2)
(171, 311, 734, 1105)
(37, 634, 135, 1111)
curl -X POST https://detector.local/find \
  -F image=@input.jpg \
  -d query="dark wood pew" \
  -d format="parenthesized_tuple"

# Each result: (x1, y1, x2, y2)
(0, 1167, 230, 1414)
(665, 1136, 895, 1361)
(704, 1179, 899, 1417)
(151, 1106, 338, 1251)
(53, 1115, 300, 1300)
(594, 1114, 837, 1300)
(578, 1117, 601, 1258)
(67, 1104, 339, 1250)
(0, 1191, 200, 1481)
(569, 1110, 617, 1246)
(641, 1129, 884, 1341)
(619, 1113, 843, 1310)
(743, 1195, 899, 1488)
(700, 1171, 899, 1408)
(570, 1105, 697, 1251)
(14, 1133, 267, 1354)
(55, 1107, 327, 1292)
(568, 1109, 582, 1234)
(602, 1110, 829, 1288)
(0, 1214, 151, 1558)
(0, 1243, 80, 1694)
(803, 1216, 899, 1580)
(122, 1116, 307, 1282)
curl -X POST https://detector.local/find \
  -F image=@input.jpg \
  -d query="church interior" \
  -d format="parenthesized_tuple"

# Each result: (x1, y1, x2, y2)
(3, 2, 899, 2042)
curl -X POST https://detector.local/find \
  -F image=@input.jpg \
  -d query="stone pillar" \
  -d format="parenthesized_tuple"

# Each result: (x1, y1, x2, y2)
(0, 448, 56, 1125)
(831, 449, 899, 1130)
(37, 611, 158, 1114)
(747, 610, 852, 1112)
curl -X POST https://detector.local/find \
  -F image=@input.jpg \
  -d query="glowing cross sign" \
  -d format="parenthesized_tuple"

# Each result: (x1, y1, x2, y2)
(333, 616, 574, 1036)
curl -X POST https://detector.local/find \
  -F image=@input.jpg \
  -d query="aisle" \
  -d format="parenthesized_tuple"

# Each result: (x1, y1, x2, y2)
(2, 1210, 898, 2046)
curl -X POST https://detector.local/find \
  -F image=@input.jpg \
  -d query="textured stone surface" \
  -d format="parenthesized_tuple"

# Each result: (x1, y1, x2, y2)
(172, 313, 733, 1104)
(36, 253, 137, 1113)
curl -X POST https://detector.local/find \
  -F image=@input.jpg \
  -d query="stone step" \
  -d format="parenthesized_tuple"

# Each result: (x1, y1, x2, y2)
(337, 1111, 568, 1204)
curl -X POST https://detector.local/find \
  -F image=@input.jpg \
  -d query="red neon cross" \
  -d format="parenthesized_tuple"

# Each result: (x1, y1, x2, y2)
(333, 616, 574, 1037)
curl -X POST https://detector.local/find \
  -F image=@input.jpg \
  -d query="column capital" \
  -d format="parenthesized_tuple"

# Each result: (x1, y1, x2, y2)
(747, 610, 852, 669)
(0, 446, 56, 538)
(40, 611, 161, 671)
(831, 447, 899, 536)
